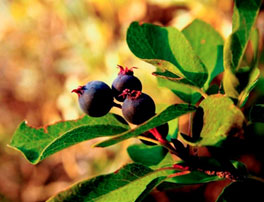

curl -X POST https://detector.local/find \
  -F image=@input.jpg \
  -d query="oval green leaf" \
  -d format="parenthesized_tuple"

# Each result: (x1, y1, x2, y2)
(223, 0, 262, 98)
(127, 21, 208, 87)
(224, 0, 262, 71)
(47, 163, 175, 202)
(181, 95, 245, 147)
(8, 114, 130, 164)
(182, 19, 224, 90)
(127, 144, 168, 166)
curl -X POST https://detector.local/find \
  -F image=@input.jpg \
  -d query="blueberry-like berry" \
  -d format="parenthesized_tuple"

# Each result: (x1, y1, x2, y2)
(141, 123, 169, 145)
(112, 65, 142, 102)
(72, 81, 114, 117)
(121, 90, 155, 125)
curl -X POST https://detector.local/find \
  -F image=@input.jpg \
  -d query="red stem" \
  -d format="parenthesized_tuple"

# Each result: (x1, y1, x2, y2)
(149, 128, 168, 145)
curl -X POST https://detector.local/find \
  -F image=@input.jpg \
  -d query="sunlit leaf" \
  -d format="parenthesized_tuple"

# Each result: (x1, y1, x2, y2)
(157, 77, 202, 104)
(182, 19, 224, 89)
(250, 28, 260, 67)
(127, 21, 208, 87)
(223, 0, 262, 98)
(167, 118, 179, 141)
(47, 163, 175, 202)
(8, 114, 130, 164)
(224, 0, 262, 71)
(181, 95, 245, 147)
(238, 67, 260, 107)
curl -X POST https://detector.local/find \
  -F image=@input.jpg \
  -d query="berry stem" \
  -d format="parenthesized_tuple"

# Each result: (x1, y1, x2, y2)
(188, 112, 192, 136)
(168, 171, 191, 178)
(139, 135, 241, 181)
(248, 175, 264, 183)
(112, 102, 122, 109)
(149, 128, 168, 145)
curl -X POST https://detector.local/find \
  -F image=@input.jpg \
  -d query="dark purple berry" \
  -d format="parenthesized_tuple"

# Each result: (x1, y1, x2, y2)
(72, 81, 113, 117)
(122, 90, 155, 125)
(112, 65, 142, 102)
(141, 123, 169, 145)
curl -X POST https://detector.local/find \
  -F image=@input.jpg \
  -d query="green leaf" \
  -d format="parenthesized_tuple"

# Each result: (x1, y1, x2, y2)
(223, 68, 240, 98)
(95, 104, 196, 148)
(127, 144, 168, 166)
(181, 95, 245, 147)
(154, 19, 224, 103)
(223, 0, 262, 98)
(182, 19, 224, 89)
(47, 163, 175, 202)
(135, 177, 165, 202)
(238, 67, 260, 107)
(127, 21, 208, 87)
(217, 179, 264, 202)
(150, 153, 174, 170)
(224, 0, 262, 71)
(249, 104, 264, 122)
(167, 118, 179, 141)
(8, 114, 130, 164)
(157, 77, 201, 104)
(250, 28, 260, 68)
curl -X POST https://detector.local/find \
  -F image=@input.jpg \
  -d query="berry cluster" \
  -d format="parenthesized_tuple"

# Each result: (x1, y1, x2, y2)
(72, 65, 168, 144)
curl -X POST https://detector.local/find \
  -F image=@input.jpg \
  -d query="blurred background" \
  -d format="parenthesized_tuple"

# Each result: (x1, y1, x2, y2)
(0, 0, 264, 201)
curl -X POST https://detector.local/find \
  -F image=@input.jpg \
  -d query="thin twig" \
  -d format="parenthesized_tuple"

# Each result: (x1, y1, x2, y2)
(248, 175, 264, 183)
(137, 136, 184, 160)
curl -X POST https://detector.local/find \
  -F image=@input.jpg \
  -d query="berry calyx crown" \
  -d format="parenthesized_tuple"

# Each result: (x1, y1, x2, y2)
(117, 65, 137, 76)
(119, 89, 141, 100)
(71, 86, 86, 97)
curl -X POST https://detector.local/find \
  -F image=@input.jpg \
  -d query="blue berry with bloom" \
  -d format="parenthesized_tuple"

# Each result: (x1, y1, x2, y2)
(72, 81, 114, 117)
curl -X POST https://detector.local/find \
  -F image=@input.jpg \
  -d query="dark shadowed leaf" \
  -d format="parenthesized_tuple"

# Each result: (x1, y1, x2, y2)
(249, 104, 264, 122)
(217, 179, 264, 202)
(95, 104, 196, 147)
(8, 114, 130, 164)
(47, 163, 175, 202)
(127, 21, 208, 87)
